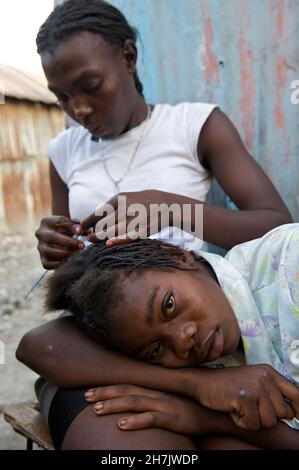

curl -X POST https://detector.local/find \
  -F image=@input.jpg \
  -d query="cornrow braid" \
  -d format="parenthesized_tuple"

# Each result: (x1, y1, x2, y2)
(45, 239, 195, 341)
(36, 0, 144, 97)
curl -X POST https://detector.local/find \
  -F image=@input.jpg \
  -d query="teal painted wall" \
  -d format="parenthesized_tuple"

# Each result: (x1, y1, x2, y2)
(109, 0, 299, 220)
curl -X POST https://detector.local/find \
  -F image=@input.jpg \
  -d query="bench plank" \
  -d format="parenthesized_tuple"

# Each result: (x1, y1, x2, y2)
(3, 401, 54, 450)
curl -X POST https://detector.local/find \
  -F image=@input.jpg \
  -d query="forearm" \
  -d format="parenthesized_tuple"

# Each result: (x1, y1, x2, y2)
(16, 317, 184, 391)
(169, 192, 292, 250)
(214, 413, 299, 450)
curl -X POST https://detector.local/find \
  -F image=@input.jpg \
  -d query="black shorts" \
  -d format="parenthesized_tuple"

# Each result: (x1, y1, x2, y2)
(48, 387, 89, 449)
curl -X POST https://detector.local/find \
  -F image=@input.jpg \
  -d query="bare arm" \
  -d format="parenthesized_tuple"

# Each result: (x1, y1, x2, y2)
(196, 108, 292, 249)
(81, 109, 292, 250)
(50, 161, 70, 217)
(216, 413, 299, 450)
(16, 317, 184, 392)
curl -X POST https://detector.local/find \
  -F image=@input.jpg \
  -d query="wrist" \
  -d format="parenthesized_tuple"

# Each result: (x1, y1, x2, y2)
(174, 368, 203, 399)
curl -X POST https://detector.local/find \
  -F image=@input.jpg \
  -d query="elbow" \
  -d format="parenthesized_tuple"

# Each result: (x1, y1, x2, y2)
(16, 322, 71, 388)
(16, 328, 53, 378)
(16, 330, 39, 370)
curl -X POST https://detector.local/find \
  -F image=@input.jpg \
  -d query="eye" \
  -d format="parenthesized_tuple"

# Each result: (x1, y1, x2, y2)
(83, 80, 102, 94)
(163, 293, 176, 318)
(56, 94, 68, 108)
(148, 342, 162, 362)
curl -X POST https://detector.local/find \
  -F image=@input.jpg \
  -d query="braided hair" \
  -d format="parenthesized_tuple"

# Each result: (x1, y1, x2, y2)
(36, 0, 144, 97)
(45, 239, 196, 341)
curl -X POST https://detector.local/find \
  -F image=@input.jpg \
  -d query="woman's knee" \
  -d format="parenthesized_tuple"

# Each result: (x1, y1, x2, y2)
(61, 404, 197, 450)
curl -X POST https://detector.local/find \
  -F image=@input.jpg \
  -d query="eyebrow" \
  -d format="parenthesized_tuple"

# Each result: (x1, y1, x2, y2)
(48, 69, 100, 93)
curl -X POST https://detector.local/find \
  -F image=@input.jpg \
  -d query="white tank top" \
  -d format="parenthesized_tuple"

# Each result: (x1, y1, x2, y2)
(49, 101, 217, 250)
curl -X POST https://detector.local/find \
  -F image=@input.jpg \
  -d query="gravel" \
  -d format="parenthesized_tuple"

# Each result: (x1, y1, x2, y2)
(0, 230, 56, 449)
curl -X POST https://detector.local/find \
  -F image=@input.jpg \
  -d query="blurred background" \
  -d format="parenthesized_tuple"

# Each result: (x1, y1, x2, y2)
(0, 0, 298, 449)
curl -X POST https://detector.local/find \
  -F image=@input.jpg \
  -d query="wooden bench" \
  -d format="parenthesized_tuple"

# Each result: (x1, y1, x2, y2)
(3, 401, 54, 450)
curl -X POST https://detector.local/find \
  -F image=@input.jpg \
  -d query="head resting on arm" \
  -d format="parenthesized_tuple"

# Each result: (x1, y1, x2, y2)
(45, 239, 240, 368)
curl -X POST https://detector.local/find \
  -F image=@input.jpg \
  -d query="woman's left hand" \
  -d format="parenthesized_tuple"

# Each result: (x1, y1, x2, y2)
(80, 190, 182, 245)
(84, 384, 218, 435)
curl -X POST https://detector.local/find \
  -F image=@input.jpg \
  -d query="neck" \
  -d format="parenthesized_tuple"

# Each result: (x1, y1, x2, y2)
(122, 94, 149, 134)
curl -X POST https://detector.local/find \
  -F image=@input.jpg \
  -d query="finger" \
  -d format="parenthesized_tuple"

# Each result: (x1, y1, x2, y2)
(106, 229, 147, 246)
(87, 232, 105, 243)
(229, 412, 247, 429)
(94, 395, 161, 416)
(232, 399, 261, 430)
(88, 229, 134, 245)
(84, 384, 162, 403)
(52, 217, 81, 235)
(268, 367, 299, 417)
(267, 384, 295, 420)
(40, 246, 74, 262)
(257, 394, 277, 428)
(41, 231, 84, 251)
(93, 210, 134, 241)
(118, 412, 163, 431)
(40, 258, 61, 270)
(81, 198, 118, 231)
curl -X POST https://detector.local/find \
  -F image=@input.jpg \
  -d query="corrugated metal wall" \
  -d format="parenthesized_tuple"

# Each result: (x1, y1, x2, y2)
(0, 101, 64, 230)
(109, 0, 299, 220)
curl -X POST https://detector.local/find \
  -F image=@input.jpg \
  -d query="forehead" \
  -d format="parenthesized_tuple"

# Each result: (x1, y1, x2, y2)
(114, 268, 184, 319)
(41, 31, 119, 84)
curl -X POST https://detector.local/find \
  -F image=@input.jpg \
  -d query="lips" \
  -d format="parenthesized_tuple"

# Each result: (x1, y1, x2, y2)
(85, 123, 101, 132)
(192, 328, 224, 364)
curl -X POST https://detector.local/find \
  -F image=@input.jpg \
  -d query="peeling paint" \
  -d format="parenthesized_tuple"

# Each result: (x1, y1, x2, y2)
(203, 19, 220, 84)
(238, 35, 256, 150)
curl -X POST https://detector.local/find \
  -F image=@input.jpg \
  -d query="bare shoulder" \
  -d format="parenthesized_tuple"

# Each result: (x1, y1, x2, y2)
(197, 108, 245, 168)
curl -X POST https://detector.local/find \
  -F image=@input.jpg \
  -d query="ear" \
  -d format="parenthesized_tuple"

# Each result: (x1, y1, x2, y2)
(122, 39, 137, 74)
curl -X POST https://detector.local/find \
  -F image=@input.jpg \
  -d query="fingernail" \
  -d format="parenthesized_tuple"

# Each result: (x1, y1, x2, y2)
(84, 390, 94, 400)
(75, 226, 81, 233)
(119, 418, 128, 427)
(94, 402, 104, 411)
(106, 240, 113, 247)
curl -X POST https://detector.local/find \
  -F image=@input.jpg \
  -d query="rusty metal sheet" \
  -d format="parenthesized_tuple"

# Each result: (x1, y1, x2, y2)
(0, 64, 57, 104)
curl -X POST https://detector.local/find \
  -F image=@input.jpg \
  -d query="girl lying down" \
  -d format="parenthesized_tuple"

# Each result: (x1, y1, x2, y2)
(44, 224, 299, 448)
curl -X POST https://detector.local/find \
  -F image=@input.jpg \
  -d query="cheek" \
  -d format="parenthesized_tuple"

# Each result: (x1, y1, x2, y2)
(159, 351, 193, 369)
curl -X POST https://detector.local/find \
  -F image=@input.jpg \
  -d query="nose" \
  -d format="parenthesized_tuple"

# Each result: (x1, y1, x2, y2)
(172, 321, 197, 359)
(71, 96, 93, 122)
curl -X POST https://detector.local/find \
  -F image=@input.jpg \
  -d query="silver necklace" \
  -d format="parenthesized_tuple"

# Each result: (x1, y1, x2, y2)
(101, 104, 152, 193)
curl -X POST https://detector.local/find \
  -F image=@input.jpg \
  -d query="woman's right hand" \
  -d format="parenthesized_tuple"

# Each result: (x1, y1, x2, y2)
(184, 364, 299, 430)
(35, 216, 85, 269)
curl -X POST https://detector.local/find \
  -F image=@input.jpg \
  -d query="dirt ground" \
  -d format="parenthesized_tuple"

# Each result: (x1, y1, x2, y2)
(0, 230, 57, 449)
